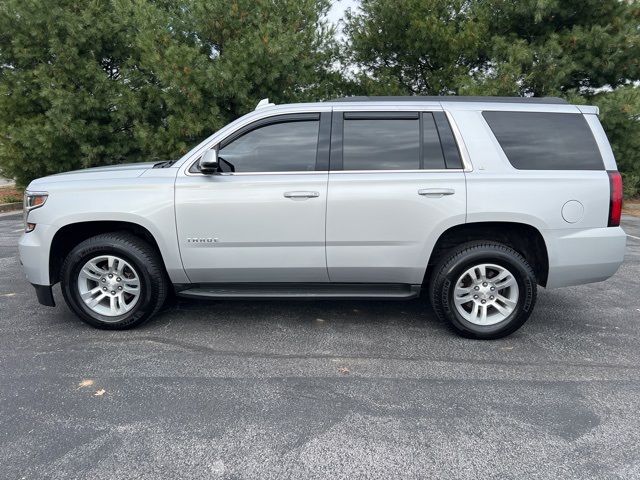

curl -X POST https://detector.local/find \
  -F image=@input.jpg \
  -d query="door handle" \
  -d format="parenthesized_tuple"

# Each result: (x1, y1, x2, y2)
(284, 191, 320, 199)
(418, 188, 455, 198)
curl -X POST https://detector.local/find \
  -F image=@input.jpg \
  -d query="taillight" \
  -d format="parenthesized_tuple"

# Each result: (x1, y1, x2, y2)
(607, 171, 623, 227)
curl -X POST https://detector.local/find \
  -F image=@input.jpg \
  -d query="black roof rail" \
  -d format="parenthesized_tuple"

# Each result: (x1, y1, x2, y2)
(329, 96, 569, 105)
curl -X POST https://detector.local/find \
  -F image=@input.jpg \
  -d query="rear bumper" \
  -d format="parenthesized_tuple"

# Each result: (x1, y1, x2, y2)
(545, 226, 627, 288)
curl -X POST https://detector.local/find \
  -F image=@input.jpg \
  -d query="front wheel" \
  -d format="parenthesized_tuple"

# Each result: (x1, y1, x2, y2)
(61, 232, 168, 329)
(429, 241, 537, 339)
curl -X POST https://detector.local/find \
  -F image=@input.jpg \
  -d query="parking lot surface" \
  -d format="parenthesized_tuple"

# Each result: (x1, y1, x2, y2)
(1, 212, 639, 479)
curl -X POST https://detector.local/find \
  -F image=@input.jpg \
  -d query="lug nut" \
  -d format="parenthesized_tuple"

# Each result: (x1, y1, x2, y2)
(111, 290, 115, 295)
(490, 286, 495, 291)
(473, 294, 478, 299)
(490, 295, 494, 300)
(101, 278, 106, 283)
(474, 286, 480, 291)
(118, 286, 123, 290)
(108, 274, 113, 278)
(482, 282, 488, 287)
(481, 299, 486, 304)
(116, 277, 121, 282)
(102, 287, 107, 291)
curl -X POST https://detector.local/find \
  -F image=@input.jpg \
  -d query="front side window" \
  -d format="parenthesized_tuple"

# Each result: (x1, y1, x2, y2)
(343, 117, 420, 170)
(218, 119, 319, 172)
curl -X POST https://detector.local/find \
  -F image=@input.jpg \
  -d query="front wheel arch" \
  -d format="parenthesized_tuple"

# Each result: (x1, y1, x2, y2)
(49, 221, 165, 285)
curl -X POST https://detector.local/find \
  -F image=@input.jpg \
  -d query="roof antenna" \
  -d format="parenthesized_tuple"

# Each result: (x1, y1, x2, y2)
(255, 98, 275, 110)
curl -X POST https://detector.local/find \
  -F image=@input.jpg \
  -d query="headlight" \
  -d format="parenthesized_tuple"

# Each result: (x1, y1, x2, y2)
(23, 191, 48, 233)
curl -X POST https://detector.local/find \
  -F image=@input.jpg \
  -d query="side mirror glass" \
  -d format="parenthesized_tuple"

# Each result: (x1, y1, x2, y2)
(198, 149, 219, 174)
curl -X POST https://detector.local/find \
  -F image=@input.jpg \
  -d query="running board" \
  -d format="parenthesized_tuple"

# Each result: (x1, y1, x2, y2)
(176, 283, 421, 300)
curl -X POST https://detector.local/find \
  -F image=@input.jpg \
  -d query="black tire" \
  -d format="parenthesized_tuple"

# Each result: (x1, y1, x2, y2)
(429, 241, 537, 339)
(61, 232, 168, 329)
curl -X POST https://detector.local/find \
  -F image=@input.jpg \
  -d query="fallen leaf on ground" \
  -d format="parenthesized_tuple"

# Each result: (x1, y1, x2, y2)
(338, 367, 350, 375)
(315, 318, 325, 322)
(78, 379, 94, 388)
(500, 346, 514, 351)
(94, 389, 106, 396)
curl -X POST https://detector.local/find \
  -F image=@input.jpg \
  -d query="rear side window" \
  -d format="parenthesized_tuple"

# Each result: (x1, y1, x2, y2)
(483, 111, 604, 170)
(422, 113, 446, 169)
(338, 112, 462, 170)
(431, 112, 462, 169)
(343, 115, 420, 170)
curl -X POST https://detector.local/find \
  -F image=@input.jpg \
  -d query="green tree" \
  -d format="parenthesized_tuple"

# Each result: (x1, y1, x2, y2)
(0, 0, 340, 186)
(345, 0, 640, 196)
(587, 88, 640, 197)
(464, 0, 640, 96)
(344, 0, 489, 95)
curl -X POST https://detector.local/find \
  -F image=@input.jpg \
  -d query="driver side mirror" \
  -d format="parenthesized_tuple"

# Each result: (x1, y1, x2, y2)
(198, 149, 219, 174)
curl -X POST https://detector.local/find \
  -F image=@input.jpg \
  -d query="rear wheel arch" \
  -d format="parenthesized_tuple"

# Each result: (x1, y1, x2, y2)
(425, 222, 549, 287)
(49, 221, 165, 285)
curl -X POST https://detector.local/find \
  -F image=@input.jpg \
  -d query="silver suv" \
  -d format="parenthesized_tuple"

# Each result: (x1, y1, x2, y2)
(19, 96, 627, 339)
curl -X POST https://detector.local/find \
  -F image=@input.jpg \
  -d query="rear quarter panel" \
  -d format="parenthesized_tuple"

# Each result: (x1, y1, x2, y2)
(450, 109, 610, 232)
(449, 107, 623, 288)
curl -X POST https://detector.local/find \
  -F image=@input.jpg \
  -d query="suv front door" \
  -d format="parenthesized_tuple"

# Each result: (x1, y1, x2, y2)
(175, 112, 331, 283)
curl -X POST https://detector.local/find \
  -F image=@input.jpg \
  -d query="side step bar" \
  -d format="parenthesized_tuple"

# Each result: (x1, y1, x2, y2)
(176, 283, 421, 300)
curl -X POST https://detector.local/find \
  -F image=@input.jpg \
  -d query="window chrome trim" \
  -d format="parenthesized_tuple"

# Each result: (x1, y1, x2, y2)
(185, 170, 327, 177)
(185, 169, 465, 176)
(181, 105, 473, 176)
(186, 169, 465, 177)
(331, 169, 464, 174)
(444, 110, 473, 172)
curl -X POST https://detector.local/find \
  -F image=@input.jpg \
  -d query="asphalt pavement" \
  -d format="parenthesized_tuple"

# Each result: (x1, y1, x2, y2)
(1, 212, 639, 479)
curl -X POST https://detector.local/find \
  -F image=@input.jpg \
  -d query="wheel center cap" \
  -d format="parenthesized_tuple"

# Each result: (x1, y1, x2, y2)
(476, 283, 495, 300)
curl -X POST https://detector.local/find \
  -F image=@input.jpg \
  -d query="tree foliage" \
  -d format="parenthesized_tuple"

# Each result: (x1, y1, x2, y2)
(344, 0, 488, 95)
(588, 88, 640, 197)
(466, 0, 640, 96)
(0, 0, 339, 185)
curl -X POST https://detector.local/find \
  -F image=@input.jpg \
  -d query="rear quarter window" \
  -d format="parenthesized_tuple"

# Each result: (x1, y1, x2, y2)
(482, 111, 604, 170)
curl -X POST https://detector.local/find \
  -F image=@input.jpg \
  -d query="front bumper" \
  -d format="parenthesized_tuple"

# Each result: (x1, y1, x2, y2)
(18, 223, 54, 287)
(545, 226, 627, 288)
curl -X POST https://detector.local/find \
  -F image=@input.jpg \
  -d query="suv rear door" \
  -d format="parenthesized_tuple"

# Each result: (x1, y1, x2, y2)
(175, 112, 331, 283)
(325, 108, 467, 284)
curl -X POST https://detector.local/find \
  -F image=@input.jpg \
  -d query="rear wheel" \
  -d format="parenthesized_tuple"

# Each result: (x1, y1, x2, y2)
(429, 241, 537, 339)
(61, 232, 168, 329)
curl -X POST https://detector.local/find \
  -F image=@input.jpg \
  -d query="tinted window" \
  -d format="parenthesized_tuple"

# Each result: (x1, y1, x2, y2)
(433, 112, 462, 169)
(422, 113, 446, 169)
(483, 111, 604, 170)
(218, 120, 319, 172)
(343, 118, 420, 170)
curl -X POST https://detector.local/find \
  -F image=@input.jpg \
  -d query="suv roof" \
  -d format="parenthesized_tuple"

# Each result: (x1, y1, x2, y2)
(329, 96, 569, 105)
